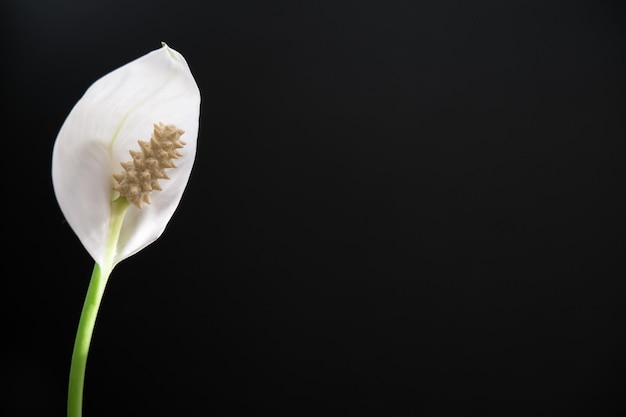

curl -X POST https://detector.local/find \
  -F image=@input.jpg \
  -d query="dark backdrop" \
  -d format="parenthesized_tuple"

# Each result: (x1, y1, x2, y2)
(2, 1, 625, 416)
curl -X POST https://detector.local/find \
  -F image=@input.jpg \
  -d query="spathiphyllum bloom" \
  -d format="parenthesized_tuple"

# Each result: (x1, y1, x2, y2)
(52, 43, 200, 271)
(54, 43, 201, 417)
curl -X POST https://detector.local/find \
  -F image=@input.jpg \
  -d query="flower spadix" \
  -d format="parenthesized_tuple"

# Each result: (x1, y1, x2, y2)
(52, 43, 200, 269)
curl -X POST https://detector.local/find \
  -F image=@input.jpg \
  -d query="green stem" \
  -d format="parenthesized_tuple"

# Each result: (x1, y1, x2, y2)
(67, 264, 109, 417)
(68, 198, 130, 417)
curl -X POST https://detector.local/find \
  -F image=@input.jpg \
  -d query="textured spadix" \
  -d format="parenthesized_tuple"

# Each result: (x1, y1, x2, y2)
(52, 44, 200, 267)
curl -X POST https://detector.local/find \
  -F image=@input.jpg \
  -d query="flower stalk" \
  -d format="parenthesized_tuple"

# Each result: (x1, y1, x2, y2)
(68, 198, 130, 417)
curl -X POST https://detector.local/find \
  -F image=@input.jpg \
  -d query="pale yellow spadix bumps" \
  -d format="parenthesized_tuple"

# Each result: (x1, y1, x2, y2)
(113, 122, 186, 208)
(52, 44, 201, 267)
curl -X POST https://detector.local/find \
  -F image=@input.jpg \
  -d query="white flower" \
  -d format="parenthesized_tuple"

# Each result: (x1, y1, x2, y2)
(52, 43, 201, 270)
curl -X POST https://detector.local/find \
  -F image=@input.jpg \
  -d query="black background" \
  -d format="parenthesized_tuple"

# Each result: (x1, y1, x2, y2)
(2, 1, 625, 416)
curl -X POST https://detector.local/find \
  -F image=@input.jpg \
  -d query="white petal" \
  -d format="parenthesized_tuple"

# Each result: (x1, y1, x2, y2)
(52, 44, 201, 266)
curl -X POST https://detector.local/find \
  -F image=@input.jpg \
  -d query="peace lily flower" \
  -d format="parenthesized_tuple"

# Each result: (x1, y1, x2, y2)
(52, 43, 200, 417)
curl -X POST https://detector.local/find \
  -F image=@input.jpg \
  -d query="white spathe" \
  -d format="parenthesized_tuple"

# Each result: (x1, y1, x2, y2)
(52, 43, 201, 267)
